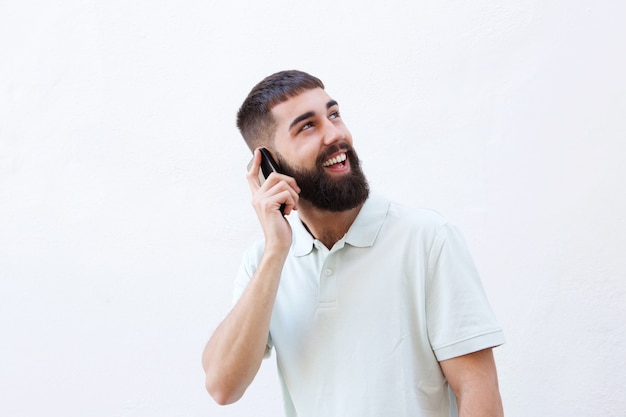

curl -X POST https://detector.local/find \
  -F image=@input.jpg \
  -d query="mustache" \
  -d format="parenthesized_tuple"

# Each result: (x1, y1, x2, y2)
(316, 142, 353, 166)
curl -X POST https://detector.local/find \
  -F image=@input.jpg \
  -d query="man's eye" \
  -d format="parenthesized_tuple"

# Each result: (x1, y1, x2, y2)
(329, 111, 340, 119)
(300, 122, 313, 131)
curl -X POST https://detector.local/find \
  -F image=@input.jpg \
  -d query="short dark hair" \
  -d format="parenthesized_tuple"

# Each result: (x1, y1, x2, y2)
(236, 70, 324, 150)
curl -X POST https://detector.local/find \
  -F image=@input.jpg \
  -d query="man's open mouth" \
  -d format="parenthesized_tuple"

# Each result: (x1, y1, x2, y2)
(322, 153, 347, 167)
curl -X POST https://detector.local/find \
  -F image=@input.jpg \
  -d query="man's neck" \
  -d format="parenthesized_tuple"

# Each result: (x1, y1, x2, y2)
(296, 200, 365, 250)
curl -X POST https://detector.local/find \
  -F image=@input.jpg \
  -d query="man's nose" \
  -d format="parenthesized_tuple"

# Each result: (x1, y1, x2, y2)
(322, 119, 344, 145)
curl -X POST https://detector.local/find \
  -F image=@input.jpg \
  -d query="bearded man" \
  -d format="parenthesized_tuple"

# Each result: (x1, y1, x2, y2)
(202, 70, 505, 417)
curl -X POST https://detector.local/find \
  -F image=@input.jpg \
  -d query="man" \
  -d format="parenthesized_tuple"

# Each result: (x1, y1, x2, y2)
(202, 70, 504, 417)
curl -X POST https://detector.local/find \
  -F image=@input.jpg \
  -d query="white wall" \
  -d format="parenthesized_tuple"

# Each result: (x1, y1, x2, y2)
(1, 1, 625, 416)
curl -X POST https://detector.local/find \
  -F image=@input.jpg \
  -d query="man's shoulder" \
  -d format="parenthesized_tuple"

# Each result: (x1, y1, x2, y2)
(357, 192, 452, 249)
(382, 195, 449, 230)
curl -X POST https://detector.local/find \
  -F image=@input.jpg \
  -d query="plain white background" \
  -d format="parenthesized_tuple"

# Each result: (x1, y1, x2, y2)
(1, 1, 625, 416)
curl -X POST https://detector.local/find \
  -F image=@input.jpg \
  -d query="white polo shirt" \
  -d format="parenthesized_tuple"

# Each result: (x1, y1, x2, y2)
(234, 192, 504, 417)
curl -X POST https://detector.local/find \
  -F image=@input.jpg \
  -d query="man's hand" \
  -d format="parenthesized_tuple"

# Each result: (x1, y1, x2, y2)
(246, 148, 300, 251)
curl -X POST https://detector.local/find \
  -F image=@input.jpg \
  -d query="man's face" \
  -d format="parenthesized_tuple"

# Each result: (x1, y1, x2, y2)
(270, 88, 369, 211)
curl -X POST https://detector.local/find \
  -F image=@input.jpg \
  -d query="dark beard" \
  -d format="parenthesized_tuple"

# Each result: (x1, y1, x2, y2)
(277, 143, 369, 212)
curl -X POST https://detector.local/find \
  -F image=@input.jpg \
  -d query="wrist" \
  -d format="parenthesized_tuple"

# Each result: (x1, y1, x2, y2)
(263, 241, 291, 260)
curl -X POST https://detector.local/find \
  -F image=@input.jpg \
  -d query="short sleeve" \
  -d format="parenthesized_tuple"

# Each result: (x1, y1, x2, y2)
(426, 223, 504, 361)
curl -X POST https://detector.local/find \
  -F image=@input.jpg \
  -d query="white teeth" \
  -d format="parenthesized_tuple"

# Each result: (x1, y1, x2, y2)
(322, 153, 347, 167)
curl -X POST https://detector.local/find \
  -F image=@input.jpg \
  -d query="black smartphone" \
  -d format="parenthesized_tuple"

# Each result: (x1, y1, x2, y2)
(249, 147, 286, 215)
(258, 148, 282, 183)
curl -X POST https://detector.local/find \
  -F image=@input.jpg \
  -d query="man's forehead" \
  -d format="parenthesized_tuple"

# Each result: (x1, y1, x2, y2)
(271, 88, 334, 120)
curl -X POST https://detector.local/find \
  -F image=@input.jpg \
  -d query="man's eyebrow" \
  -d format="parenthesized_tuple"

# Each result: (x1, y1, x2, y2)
(288, 101, 340, 130)
(289, 112, 315, 130)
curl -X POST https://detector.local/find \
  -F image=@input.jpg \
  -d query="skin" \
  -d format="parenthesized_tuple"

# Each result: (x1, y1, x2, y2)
(202, 88, 503, 416)
(441, 348, 504, 417)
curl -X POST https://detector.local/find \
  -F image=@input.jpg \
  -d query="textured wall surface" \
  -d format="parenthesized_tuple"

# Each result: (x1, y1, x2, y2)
(1, 1, 625, 416)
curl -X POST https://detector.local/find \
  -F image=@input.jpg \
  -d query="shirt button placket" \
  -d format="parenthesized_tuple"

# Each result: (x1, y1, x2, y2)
(319, 256, 337, 308)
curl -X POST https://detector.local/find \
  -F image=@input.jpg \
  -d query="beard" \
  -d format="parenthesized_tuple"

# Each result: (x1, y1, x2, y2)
(277, 143, 369, 212)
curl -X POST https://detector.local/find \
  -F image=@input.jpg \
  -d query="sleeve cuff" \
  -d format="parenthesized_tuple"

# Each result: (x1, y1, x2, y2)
(434, 329, 505, 361)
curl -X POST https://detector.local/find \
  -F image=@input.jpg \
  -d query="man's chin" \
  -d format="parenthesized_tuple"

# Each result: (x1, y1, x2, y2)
(302, 179, 369, 212)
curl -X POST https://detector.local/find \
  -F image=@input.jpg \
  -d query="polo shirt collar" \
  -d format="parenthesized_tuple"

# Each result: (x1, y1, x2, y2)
(290, 192, 390, 257)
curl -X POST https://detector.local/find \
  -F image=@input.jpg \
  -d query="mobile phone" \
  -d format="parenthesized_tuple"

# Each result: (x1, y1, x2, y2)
(249, 148, 286, 215)
(258, 148, 282, 183)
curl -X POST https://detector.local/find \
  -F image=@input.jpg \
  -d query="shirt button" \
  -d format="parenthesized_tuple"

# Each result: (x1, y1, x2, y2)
(324, 268, 333, 276)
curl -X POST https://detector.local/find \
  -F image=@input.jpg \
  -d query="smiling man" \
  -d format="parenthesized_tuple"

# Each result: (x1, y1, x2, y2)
(202, 70, 505, 417)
